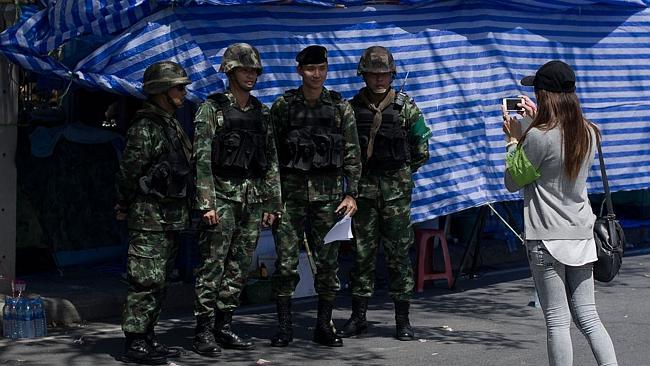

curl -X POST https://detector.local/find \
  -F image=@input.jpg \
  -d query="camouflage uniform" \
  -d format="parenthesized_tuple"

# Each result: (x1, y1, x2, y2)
(350, 93, 430, 302)
(119, 100, 192, 334)
(118, 61, 192, 364)
(268, 45, 361, 348)
(193, 90, 281, 318)
(338, 46, 432, 341)
(192, 43, 280, 355)
(270, 87, 361, 300)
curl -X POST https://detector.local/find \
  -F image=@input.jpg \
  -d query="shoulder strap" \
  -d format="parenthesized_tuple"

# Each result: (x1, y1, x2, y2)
(349, 93, 362, 107)
(207, 92, 230, 107)
(283, 89, 299, 103)
(134, 109, 189, 164)
(249, 94, 264, 110)
(595, 131, 615, 217)
(133, 110, 169, 133)
(329, 90, 342, 103)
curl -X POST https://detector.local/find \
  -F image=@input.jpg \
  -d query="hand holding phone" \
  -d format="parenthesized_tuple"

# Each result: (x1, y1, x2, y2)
(501, 103, 523, 141)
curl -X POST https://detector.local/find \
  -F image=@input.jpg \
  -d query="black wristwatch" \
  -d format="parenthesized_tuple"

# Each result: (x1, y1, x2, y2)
(344, 191, 358, 199)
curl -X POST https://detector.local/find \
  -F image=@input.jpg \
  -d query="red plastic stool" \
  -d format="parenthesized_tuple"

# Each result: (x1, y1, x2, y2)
(415, 229, 454, 292)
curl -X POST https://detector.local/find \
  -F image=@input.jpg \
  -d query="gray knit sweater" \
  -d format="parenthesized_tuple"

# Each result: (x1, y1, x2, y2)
(505, 127, 596, 240)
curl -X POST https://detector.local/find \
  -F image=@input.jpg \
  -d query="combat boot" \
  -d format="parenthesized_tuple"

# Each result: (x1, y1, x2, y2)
(337, 296, 368, 338)
(394, 300, 415, 341)
(270, 296, 293, 347)
(192, 316, 221, 358)
(145, 326, 180, 358)
(121, 332, 167, 365)
(313, 297, 343, 347)
(214, 309, 255, 350)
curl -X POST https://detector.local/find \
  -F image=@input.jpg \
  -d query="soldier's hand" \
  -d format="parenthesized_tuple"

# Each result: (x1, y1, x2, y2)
(114, 203, 127, 221)
(336, 195, 357, 217)
(202, 210, 220, 226)
(261, 212, 278, 228)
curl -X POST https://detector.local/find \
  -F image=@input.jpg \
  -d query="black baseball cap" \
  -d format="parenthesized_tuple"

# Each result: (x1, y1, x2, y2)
(296, 45, 328, 66)
(520, 60, 576, 93)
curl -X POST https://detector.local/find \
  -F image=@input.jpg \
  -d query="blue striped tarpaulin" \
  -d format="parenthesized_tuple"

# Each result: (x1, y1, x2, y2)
(2, 0, 650, 222)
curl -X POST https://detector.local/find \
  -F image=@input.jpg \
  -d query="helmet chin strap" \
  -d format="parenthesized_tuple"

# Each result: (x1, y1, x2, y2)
(149, 91, 180, 114)
(164, 90, 181, 111)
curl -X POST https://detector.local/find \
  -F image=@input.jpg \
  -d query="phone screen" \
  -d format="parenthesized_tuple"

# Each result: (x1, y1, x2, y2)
(503, 98, 522, 112)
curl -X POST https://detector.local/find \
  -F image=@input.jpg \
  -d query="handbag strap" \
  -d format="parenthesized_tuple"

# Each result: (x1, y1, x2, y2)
(595, 130, 615, 217)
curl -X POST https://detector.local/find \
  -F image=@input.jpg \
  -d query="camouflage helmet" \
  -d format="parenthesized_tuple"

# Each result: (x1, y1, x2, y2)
(142, 61, 191, 95)
(219, 43, 263, 75)
(357, 46, 396, 76)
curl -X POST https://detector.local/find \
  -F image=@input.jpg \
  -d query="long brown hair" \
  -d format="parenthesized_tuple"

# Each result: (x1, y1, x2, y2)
(520, 89, 600, 180)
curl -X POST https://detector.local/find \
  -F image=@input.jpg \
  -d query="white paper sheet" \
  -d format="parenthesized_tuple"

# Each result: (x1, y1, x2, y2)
(323, 214, 353, 244)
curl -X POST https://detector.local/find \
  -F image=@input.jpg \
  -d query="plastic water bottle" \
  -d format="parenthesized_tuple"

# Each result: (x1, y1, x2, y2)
(14, 297, 25, 338)
(9, 298, 18, 339)
(32, 298, 47, 337)
(2, 298, 11, 338)
(3, 297, 17, 339)
(15, 297, 35, 339)
(23, 298, 35, 339)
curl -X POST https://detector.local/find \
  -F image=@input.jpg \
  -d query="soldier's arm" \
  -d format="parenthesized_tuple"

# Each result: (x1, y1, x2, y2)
(341, 101, 362, 196)
(262, 105, 282, 213)
(406, 99, 432, 172)
(269, 98, 286, 155)
(192, 101, 219, 211)
(116, 120, 158, 204)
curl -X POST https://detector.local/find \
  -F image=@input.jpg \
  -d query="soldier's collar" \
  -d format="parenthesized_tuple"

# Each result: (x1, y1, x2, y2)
(225, 89, 255, 111)
(297, 86, 332, 105)
(143, 101, 175, 121)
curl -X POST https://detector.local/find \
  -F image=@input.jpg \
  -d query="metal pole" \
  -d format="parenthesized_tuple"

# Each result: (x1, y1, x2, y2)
(0, 3, 19, 294)
(302, 234, 317, 276)
(486, 202, 524, 243)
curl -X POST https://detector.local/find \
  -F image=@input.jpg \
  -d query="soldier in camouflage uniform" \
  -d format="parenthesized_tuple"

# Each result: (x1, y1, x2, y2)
(337, 46, 432, 341)
(269, 45, 362, 348)
(191, 43, 282, 357)
(116, 61, 193, 365)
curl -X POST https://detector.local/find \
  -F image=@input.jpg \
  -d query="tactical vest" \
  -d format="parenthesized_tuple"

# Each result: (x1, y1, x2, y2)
(278, 89, 344, 173)
(135, 110, 192, 200)
(352, 96, 410, 171)
(209, 93, 268, 178)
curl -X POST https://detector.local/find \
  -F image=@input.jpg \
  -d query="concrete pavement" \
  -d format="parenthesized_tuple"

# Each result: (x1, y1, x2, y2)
(1, 252, 648, 366)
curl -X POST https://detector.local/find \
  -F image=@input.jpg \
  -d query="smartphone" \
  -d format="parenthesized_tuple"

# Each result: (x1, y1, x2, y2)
(503, 97, 524, 112)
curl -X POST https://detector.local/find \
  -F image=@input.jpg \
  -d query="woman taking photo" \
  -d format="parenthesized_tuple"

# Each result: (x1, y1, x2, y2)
(502, 60, 618, 366)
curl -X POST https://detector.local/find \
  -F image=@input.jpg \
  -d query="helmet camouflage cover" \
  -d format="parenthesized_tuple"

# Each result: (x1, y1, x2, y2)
(219, 43, 263, 75)
(142, 61, 191, 95)
(357, 46, 396, 75)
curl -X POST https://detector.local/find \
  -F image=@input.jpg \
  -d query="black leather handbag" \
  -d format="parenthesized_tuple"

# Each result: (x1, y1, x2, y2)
(593, 136, 625, 282)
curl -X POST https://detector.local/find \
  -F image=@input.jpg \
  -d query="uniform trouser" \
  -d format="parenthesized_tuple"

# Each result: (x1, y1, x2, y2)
(122, 230, 178, 333)
(350, 196, 414, 302)
(271, 199, 340, 301)
(527, 241, 618, 366)
(194, 199, 265, 318)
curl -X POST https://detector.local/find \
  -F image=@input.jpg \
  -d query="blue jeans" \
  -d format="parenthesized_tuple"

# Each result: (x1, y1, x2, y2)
(527, 241, 617, 366)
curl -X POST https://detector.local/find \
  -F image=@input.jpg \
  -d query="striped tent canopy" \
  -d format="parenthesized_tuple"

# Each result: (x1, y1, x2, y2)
(2, 0, 650, 222)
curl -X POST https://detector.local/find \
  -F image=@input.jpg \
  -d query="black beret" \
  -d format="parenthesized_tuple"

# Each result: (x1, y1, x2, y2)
(296, 45, 328, 66)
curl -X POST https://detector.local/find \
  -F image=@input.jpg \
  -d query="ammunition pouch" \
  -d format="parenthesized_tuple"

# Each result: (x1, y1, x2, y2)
(211, 129, 267, 177)
(280, 127, 343, 172)
(139, 161, 190, 200)
(279, 89, 344, 173)
(353, 98, 410, 172)
(363, 127, 409, 171)
(208, 93, 269, 178)
(133, 108, 192, 201)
